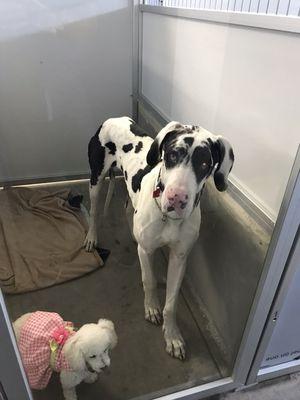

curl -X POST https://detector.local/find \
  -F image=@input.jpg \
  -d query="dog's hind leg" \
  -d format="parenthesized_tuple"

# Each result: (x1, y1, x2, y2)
(137, 244, 162, 325)
(103, 168, 115, 217)
(84, 180, 103, 252)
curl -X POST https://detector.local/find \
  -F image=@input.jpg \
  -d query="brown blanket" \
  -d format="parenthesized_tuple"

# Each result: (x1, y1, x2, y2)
(0, 187, 103, 294)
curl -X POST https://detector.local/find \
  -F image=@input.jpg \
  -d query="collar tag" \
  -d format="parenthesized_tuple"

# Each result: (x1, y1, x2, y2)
(152, 187, 161, 198)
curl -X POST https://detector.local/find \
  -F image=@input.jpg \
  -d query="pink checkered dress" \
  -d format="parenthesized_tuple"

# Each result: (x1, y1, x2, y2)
(18, 311, 74, 390)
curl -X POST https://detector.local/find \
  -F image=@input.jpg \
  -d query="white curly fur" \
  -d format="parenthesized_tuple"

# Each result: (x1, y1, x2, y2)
(13, 313, 117, 400)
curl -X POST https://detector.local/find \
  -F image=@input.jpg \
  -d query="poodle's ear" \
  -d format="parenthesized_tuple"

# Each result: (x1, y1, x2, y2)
(98, 319, 118, 349)
(63, 335, 86, 371)
(209, 136, 234, 192)
(146, 121, 183, 167)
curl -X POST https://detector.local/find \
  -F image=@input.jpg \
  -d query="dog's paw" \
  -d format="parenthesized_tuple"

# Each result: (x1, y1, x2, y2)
(164, 328, 186, 360)
(145, 307, 163, 325)
(165, 337, 186, 360)
(84, 231, 98, 252)
(84, 372, 98, 384)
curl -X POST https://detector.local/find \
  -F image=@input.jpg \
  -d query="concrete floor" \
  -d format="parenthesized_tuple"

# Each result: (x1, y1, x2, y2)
(4, 179, 222, 400)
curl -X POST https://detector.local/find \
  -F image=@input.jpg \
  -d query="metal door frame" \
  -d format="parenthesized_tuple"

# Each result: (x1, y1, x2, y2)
(0, 291, 33, 400)
(247, 211, 300, 383)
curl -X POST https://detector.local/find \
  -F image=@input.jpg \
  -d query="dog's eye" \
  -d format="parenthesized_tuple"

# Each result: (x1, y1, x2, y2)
(89, 355, 96, 358)
(169, 151, 177, 163)
(201, 162, 208, 170)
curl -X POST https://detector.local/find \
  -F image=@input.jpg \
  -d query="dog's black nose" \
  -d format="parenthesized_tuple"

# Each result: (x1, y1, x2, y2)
(179, 201, 187, 209)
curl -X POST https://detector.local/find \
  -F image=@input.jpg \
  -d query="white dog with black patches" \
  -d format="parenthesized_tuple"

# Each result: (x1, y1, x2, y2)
(85, 117, 234, 360)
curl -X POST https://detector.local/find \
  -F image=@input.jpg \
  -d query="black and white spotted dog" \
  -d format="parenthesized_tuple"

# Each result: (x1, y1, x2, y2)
(85, 117, 234, 360)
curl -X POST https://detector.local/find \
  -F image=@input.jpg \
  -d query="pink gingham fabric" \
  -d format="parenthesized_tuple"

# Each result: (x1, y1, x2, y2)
(18, 311, 74, 390)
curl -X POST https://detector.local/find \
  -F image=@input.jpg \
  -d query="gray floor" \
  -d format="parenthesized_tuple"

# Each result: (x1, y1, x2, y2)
(4, 179, 221, 400)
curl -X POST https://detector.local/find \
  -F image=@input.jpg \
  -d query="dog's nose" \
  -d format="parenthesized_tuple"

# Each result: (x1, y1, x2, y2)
(165, 187, 189, 213)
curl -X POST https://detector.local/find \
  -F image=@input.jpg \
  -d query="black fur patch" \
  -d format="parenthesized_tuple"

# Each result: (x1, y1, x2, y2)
(123, 143, 133, 153)
(161, 130, 182, 152)
(184, 137, 194, 147)
(157, 180, 165, 192)
(191, 145, 212, 184)
(147, 140, 160, 167)
(207, 138, 220, 167)
(130, 122, 149, 137)
(88, 125, 105, 186)
(124, 170, 128, 181)
(135, 141, 143, 153)
(164, 146, 188, 169)
(132, 165, 153, 193)
(194, 183, 205, 207)
(229, 147, 234, 162)
(147, 127, 192, 167)
(105, 141, 116, 155)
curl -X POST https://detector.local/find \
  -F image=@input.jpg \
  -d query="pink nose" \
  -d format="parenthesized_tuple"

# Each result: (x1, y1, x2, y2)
(165, 187, 189, 213)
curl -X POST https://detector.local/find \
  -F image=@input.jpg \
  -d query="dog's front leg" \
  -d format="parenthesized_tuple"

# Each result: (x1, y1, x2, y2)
(84, 181, 102, 252)
(60, 371, 81, 400)
(62, 387, 77, 400)
(137, 244, 162, 325)
(163, 250, 187, 360)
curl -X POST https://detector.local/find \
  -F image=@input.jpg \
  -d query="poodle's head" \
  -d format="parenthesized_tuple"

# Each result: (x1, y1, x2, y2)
(63, 319, 117, 373)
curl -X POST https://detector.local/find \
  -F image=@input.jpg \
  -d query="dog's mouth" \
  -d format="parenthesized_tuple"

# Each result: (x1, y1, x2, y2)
(85, 361, 96, 373)
(85, 361, 110, 374)
(165, 205, 186, 218)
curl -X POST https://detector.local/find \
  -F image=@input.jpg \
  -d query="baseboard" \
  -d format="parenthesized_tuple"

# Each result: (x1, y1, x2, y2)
(0, 169, 124, 188)
(0, 172, 90, 188)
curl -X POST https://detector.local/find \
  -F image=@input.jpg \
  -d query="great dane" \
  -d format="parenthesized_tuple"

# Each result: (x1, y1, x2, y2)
(84, 117, 234, 360)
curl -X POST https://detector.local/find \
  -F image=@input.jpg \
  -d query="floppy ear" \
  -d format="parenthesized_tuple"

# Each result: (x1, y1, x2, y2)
(98, 319, 118, 349)
(210, 136, 234, 192)
(63, 335, 86, 371)
(147, 121, 183, 167)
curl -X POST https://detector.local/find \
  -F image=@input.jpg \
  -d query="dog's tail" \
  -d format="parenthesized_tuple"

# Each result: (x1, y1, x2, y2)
(103, 168, 115, 217)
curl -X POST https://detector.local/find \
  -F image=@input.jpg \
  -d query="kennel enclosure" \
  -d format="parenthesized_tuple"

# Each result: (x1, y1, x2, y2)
(0, 1, 300, 399)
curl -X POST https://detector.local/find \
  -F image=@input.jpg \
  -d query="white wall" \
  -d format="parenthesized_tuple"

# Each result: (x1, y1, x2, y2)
(0, 1, 132, 182)
(142, 12, 300, 220)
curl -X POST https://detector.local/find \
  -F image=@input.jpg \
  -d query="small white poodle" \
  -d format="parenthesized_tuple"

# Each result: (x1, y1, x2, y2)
(13, 311, 117, 400)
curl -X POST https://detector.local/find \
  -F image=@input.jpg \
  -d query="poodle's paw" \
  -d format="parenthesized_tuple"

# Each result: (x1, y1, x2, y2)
(164, 328, 186, 360)
(84, 372, 98, 384)
(145, 306, 163, 325)
(84, 230, 98, 252)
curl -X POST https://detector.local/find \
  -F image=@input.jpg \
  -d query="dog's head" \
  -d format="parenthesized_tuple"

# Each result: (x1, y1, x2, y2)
(147, 121, 234, 219)
(63, 319, 117, 373)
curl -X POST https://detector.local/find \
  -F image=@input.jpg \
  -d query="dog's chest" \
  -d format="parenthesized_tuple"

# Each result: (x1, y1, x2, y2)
(134, 216, 183, 250)
(157, 220, 182, 246)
